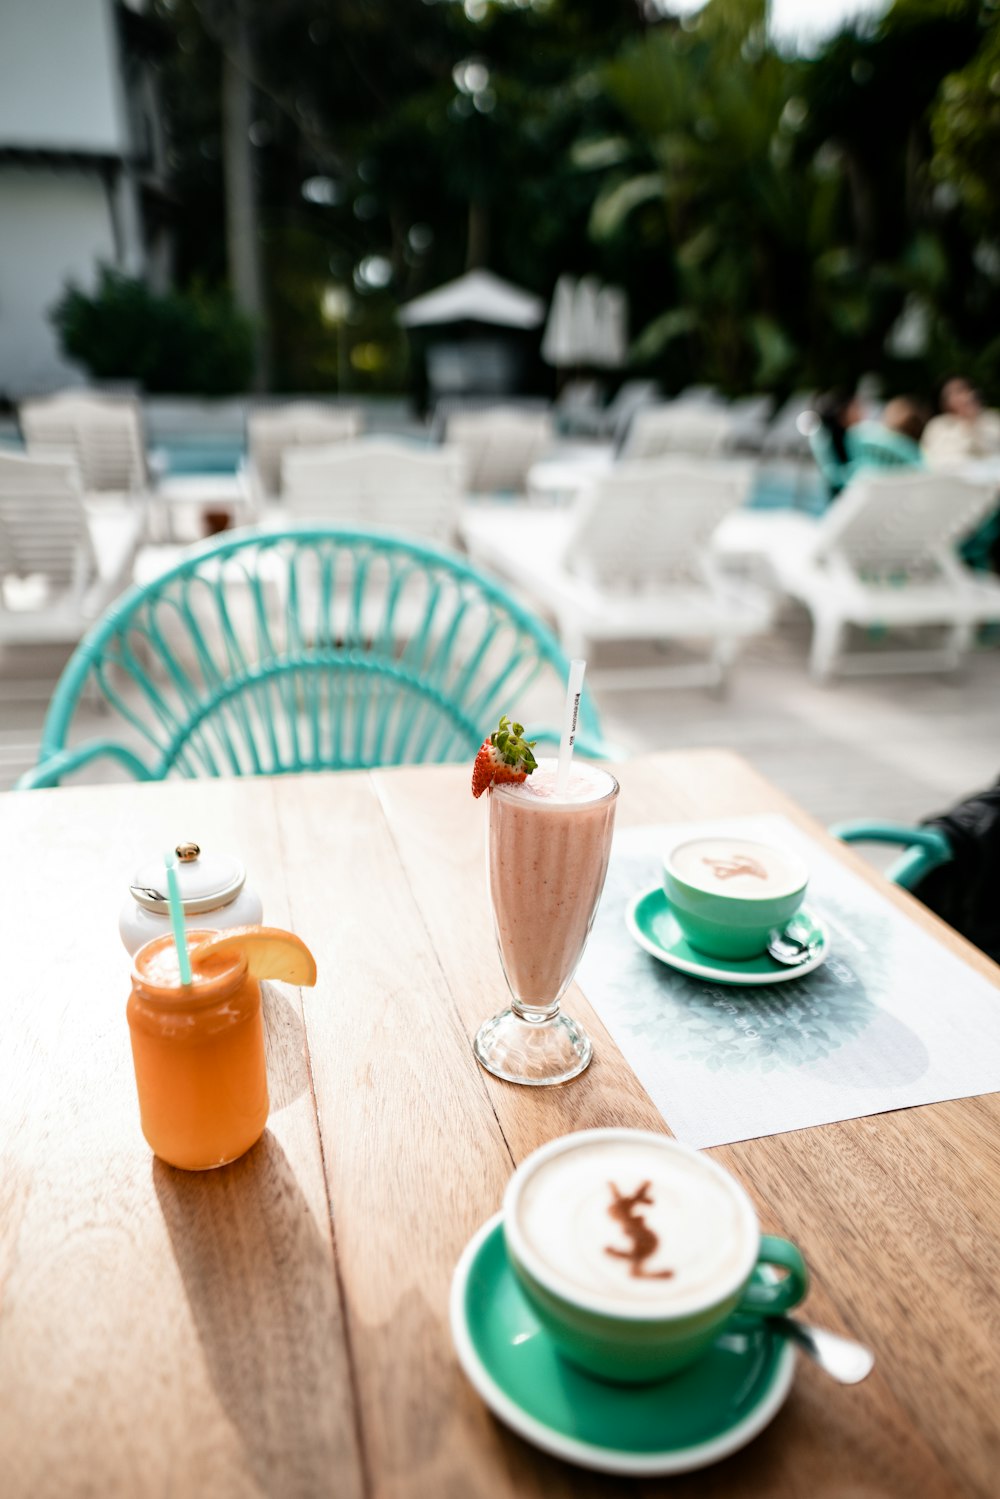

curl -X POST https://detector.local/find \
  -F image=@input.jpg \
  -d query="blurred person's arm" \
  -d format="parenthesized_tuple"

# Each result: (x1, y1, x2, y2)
(978, 410, 1000, 456)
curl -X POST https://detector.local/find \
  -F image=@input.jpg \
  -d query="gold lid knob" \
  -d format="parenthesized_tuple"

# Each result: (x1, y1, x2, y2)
(175, 841, 201, 862)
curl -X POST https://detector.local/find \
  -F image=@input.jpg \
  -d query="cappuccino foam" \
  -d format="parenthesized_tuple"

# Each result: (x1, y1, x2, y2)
(515, 1137, 753, 1313)
(669, 837, 803, 899)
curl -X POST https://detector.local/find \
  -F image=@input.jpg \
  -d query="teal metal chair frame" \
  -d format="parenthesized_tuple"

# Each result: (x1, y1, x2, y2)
(830, 819, 952, 890)
(19, 526, 608, 789)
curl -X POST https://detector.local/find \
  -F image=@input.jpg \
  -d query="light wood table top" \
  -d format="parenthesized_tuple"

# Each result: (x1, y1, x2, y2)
(2, 751, 998, 1499)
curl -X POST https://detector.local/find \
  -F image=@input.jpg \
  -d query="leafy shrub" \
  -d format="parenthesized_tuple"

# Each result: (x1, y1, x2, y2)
(52, 270, 254, 394)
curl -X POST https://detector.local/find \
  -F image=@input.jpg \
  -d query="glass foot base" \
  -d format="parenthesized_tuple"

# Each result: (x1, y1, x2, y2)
(473, 1008, 593, 1087)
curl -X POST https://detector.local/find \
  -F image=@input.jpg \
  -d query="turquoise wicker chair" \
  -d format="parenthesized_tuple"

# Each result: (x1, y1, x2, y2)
(830, 820, 952, 889)
(19, 527, 608, 788)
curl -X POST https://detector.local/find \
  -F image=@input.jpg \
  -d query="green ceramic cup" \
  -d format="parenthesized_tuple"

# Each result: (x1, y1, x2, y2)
(663, 837, 809, 960)
(503, 1129, 809, 1385)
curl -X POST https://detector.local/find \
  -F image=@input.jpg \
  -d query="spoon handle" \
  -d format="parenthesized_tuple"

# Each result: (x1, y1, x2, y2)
(771, 1315, 875, 1384)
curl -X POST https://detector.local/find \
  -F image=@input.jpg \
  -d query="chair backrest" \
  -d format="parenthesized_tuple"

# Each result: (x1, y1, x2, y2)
(563, 458, 754, 586)
(281, 438, 463, 542)
(726, 395, 774, 450)
(247, 403, 364, 497)
(33, 527, 604, 783)
(814, 472, 999, 574)
(761, 391, 816, 457)
(444, 408, 553, 494)
(0, 450, 94, 594)
(620, 403, 734, 461)
(554, 379, 602, 414)
(19, 392, 147, 492)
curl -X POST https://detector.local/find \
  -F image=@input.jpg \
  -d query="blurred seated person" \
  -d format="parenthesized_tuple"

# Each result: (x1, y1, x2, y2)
(847, 395, 928, 472)
(810, 390, 924, 502)
(881, 395, 930, 445)
(922, 377, 1000, 469)
(809, 390, 864, 499)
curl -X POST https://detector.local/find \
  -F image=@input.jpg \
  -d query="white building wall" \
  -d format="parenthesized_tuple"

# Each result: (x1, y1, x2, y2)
(0, 0, 125, 153)
(0, 169, 116, 397)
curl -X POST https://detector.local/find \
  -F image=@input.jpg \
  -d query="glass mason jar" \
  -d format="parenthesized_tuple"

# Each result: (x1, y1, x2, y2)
(127, 930, 269, 1170)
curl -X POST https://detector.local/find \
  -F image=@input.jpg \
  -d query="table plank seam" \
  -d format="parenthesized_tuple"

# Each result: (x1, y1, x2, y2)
(369, 768, 523, 1171)
(271, 777, 375, 1499)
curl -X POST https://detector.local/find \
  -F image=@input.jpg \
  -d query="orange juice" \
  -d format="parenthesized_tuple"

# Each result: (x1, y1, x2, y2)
(127, 930, 269, 1170)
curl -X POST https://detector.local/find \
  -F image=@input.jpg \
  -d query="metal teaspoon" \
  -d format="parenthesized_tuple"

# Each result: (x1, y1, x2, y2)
(769, 1314, 876, 1384)
(767, 918, 824, 966)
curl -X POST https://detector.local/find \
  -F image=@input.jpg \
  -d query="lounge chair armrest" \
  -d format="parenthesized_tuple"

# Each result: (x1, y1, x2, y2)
(16, 741, 156, 790)
(830, 819, 952, 890)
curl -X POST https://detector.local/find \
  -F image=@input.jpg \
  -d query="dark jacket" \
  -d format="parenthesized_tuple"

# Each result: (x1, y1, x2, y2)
(914, 785, 1000, 963)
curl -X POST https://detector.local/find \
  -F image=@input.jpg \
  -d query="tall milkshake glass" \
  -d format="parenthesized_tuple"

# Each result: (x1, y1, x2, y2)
(474, 756, 619, 1085)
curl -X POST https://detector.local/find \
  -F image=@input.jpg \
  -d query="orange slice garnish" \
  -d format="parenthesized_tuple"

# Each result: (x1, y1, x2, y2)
(190, 926, 318, 986)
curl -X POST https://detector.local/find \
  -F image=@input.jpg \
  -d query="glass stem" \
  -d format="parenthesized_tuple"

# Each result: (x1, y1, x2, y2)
(511, 999, 561, 1024)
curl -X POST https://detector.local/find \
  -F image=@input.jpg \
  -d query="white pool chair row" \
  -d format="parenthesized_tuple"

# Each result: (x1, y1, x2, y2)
(244, 402, 364, 503)
(713, 470, 1000, 679)
(279, 439, 463, 544)
(19, 391, 151, 493)
(0, 451, 144, 645)
(462, 459, 772, 690)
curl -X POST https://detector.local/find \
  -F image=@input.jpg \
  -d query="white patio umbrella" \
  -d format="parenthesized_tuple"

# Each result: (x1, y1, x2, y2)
(594, 285, 628, 369)
(541, 275, 577, 367)
(572, 277, 603, 367)
(398, 269, 544, 329)
(541, 275, 628, 368)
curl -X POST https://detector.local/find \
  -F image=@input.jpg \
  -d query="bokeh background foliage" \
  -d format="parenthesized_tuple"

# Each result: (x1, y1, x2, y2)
(58, 0, 1000, 399)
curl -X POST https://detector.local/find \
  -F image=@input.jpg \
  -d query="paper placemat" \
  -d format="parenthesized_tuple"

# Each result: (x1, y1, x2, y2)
(577, 814, 1000, 1148)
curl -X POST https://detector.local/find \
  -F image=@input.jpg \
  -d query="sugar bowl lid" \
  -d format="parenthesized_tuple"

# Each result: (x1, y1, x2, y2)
(129, 841, 247, 915)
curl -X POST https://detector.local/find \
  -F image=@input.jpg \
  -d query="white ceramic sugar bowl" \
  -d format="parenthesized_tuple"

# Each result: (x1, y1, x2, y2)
(119, 841, 264, 956)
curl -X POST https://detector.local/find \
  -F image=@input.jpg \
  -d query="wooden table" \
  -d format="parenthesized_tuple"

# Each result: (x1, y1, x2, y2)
(2, 752, 998, 1499)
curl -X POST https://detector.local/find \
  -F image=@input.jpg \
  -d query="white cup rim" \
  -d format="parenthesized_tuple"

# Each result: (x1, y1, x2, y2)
(503, 1128, 760, 1322)
(664, 837, 808, 903)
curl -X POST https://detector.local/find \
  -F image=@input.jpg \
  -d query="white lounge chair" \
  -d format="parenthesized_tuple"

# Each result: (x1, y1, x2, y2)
(462, 458, 771, 689)
(712, 470, 1000, 679)
(444, 407, 553, 495)
(280, 437, 464, 544)
(727, 395, 774, 453)
(19, 391, 150, 493)
(246, 402, 364, 502)
(0, 451, 143, 644)
(620, 402, 734, 460)
(760, 391, 816, 461)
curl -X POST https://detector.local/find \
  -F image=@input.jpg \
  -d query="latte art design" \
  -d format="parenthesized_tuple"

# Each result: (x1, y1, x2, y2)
(701, 854, 767, 882)
(669, 836, 806, 899)
(605, 1181, 674, 1280)
(514, 1136, 754, 1312)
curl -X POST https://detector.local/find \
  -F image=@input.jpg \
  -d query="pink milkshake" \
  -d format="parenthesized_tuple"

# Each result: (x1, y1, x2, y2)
(476, 756, 619, 1086)
(489, 759, 618, 1007)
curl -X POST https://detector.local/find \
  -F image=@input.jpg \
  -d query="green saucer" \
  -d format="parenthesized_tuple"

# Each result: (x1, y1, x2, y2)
(450, 1214, 795, 1477)
(626, 884, 829, 986)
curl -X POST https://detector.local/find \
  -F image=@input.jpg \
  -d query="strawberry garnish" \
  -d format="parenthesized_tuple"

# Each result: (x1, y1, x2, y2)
(471, 716, 538, 799)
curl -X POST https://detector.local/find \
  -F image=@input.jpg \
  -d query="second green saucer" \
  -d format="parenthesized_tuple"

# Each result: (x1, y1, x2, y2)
(626, 884, 829, 986)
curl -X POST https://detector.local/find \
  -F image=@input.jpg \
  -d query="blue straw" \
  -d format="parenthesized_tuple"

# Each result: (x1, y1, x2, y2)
(164, 851, 193, 986)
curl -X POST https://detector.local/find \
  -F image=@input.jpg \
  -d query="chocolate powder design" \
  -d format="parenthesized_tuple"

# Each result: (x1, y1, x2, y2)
(702, 854, 767, 881)
(604, 1182, 674, 1279)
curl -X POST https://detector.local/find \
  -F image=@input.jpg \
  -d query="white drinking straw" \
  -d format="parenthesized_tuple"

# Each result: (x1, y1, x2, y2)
(555, 658, 586, 795)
